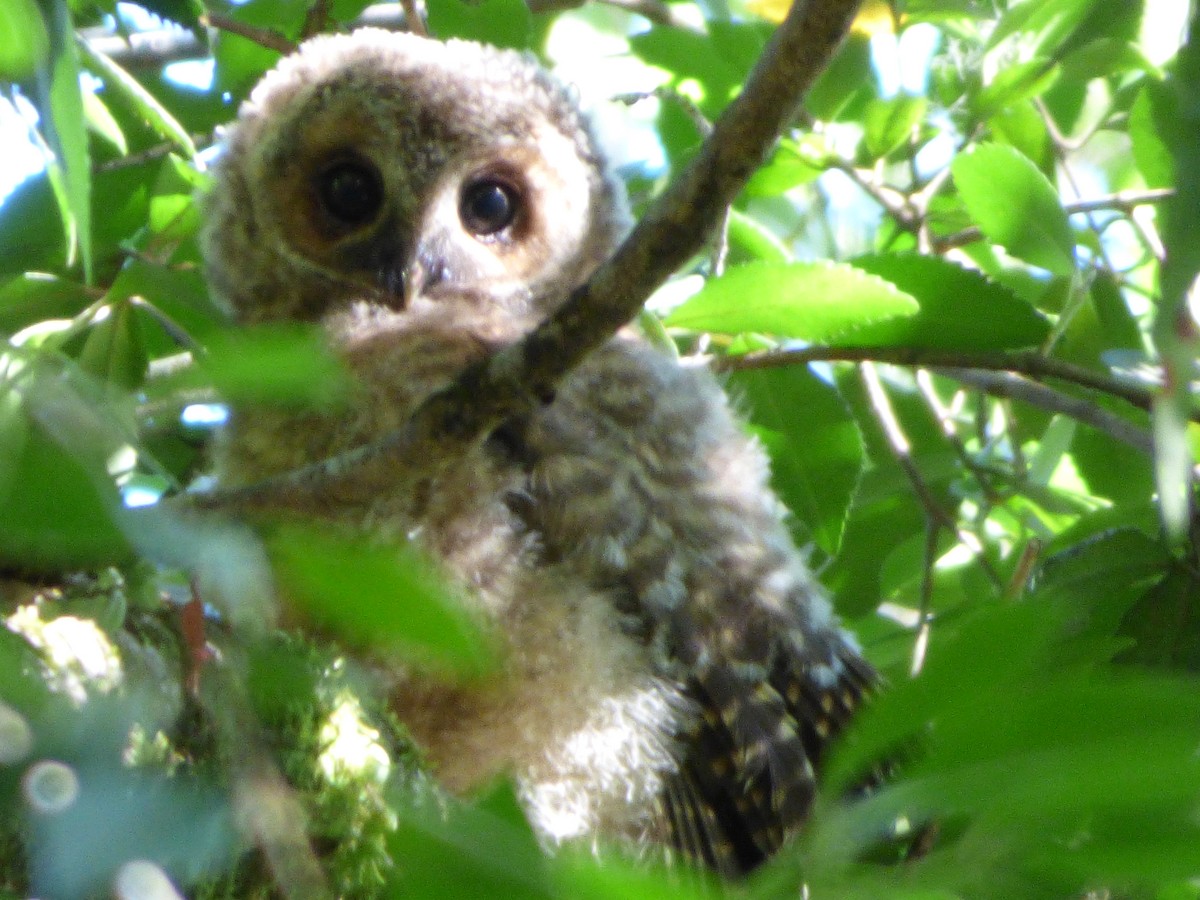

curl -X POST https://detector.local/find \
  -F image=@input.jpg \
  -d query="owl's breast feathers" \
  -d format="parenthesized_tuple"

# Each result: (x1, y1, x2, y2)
(219, 310, 874, 874)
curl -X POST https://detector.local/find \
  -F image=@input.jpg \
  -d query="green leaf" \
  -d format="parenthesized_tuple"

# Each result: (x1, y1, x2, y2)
(0, 172, 67, 276)
(0, 273, 93, 335)
(1090, 269, 1143, 352)
(863, 94, 927, 160)
(0, 352, 132, 570)
(77, 35, 197, 159)
(0, 0, 49, 78)
(426, 0, 533, 49)
(387, 781, 553, 900)
(1117, 559, 1200, 670)
(1060, 37, 1156, 81)
(732, 367, 863, 556)
(553, 850, 714, 900)
(1055, 269, 1142, 369)
(986, 0, 1095, 58)
(195, 323, 351, 408)
(330, 0, 376, 23)
(744, 139, 824, 197)
(1033, 527, 1167, 639)
(725, 209, 791, 264)
(847, 253, 1051, 349)
(1129, 81, 1173, 189)
(707, 20, 772, 79)
(823, 370, 957, 617)
(805, 32, 872, 121)
(813, 594, 1200, 896)
(76, 298, 149, 390)
(213, 31, 282, 97)
(81, 89, 125, 154)
(148, 153, 205, 242)
(1152, 13, 1200, 540)
(37, 0, 92, 281)
(1026, 415, 1075, 486)
(631, 27, 743, 116)
(990, 100, 1053, 171)
(267, 524, 494, 675)
(823, 599, 1077, 794)
(1071, 403, 1154, 506)
(952, 143, 1074, 275)
(664, 261, 918, 340)
(972, 58, 1060, 120)
(105, 258, 225, 347)
(221, 0, 307, 40)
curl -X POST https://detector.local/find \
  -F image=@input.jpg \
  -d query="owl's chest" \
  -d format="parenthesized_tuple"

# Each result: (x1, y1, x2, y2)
(219, 369, 685, 844)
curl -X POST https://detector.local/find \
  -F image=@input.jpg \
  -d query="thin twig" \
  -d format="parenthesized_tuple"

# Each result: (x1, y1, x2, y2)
(825, 157, 917, 231)
(82, 6, 407, 70)
(860, 362, 1002, 589)
(300, 0, 332, 40)
(615, 88, 729, 272)
(399, 0, 427, 36)
(1004, 538, 1042, 600)
(618, 86, 712, 137)
(911, 519, 937, 676)
(940, 368, 1153, 454)
(932, 188, 1175, 253)
(914, 369, 1001, 501)
(188, 0, 866, 515)
(93, 136, 212, 174)
(201, 13, 296, 55)
(717, 344, 1180, 421)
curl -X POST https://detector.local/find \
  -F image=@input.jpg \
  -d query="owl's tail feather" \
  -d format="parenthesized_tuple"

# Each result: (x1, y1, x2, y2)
(663, 640, 877, 876)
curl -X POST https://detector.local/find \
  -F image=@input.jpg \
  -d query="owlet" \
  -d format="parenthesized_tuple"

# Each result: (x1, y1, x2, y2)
(201, 28, 874, 875)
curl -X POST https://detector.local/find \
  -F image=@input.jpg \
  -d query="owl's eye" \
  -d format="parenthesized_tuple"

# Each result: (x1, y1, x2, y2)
(316, 160, 384, 227)
(460, 177, 520, 236)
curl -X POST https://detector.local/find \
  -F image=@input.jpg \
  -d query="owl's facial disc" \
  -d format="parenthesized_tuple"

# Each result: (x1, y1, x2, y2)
(204, 30, 630, 324)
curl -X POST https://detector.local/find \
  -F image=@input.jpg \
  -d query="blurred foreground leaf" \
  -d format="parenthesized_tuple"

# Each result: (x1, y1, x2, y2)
(266, 523, 494, 676)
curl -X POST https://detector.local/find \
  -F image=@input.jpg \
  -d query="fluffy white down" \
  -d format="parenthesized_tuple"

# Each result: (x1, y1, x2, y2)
(522, 678, 685, 845)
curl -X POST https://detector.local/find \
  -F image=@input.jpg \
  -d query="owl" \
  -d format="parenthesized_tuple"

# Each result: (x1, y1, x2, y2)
(201, 28, 875, 876)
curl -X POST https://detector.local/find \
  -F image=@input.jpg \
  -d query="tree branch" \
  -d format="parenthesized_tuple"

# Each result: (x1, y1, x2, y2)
(189, 0, 864, 514)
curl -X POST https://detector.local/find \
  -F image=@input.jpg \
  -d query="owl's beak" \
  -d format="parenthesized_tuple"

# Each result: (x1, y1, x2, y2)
(402, 257, 427, 308)
(373, 255, 425, 311)
(406, 241, 450, 305)
(372, 237, 448, 309)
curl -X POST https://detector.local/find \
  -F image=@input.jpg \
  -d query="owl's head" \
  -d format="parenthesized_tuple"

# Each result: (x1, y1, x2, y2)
(202, 29, 629, 325)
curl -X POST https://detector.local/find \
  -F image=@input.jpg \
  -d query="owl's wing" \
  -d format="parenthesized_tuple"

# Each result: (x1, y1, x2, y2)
(664, 637, 877, 873)
(514, 335, 878, 874)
